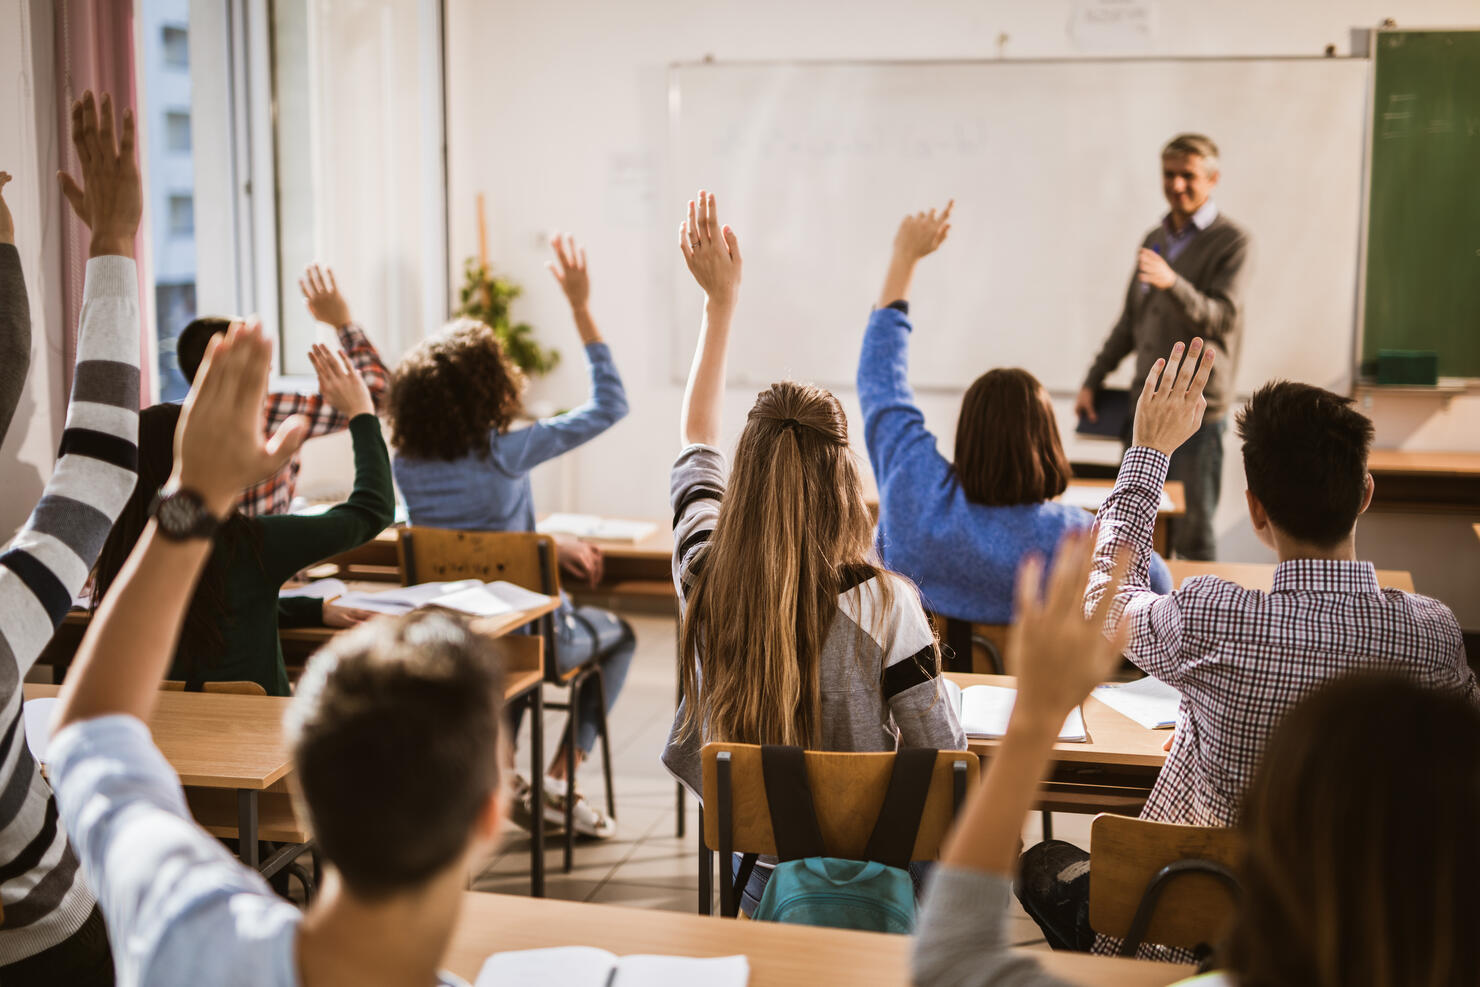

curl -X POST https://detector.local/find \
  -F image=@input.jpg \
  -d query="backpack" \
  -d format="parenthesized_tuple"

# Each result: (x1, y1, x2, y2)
(741, 745, 938, 934)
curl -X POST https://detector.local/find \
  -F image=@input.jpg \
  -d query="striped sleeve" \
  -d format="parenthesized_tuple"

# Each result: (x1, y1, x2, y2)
(669, 444, 727, 602)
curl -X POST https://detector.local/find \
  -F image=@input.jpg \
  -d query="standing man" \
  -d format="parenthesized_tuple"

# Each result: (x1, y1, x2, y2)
(1075, 134, 1250, 560)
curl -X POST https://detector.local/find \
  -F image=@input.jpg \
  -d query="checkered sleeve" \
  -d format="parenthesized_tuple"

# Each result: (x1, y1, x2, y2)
(334, 322, 389, 411)
(1086, 446, 1189, 684)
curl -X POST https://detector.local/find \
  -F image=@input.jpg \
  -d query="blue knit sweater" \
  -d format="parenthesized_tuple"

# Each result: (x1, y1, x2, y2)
(857, 306, 1170, 624)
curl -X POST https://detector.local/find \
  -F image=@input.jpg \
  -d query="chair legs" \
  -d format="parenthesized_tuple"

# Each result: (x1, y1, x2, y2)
(556, 665, 617, 874)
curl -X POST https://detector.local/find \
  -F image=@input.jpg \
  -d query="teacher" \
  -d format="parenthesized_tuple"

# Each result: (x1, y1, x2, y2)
(1074, 133, 1250, 561)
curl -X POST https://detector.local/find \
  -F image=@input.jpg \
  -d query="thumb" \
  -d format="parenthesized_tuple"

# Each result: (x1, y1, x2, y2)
(57, 172, 86, 218)
(262, 415, 310, 474)
(722, 225, 741, 263)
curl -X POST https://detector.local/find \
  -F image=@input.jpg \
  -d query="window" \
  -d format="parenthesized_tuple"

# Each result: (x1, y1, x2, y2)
(168, 195, 194, 236)
(162, 25, 188, 68)
(165, 110, 191, 151)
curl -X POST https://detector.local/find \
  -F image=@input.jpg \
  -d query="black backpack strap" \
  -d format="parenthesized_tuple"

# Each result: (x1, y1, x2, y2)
(731, 852, 759, 914)
(759, 745, 826, 862)
(862, 747, 939, 869)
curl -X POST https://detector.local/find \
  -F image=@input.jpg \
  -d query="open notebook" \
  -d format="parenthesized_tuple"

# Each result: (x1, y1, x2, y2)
(475, 947, 748, 987)
(334, 580, 553, 619)
(1092, 676, 1181, 730)
(942, 680, 1086, 742)
(538, 514, 657, 544)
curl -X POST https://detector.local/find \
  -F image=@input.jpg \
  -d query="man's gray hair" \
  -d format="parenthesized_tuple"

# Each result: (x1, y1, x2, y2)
(1162, 133, 1220, 175)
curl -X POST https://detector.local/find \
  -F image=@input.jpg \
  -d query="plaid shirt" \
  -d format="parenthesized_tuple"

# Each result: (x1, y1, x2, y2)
(239, 322, 389, 517)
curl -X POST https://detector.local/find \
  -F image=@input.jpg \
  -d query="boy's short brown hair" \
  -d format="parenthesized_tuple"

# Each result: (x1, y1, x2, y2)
(285, 611, 505, 898)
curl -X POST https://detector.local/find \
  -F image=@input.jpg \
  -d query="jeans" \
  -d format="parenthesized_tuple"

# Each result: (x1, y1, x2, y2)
(0, 904, 115, 986)
(729, 855, 935, 917)
(1164, 417, 1226, 561)
(1013, 840, 1096, 951)
(509, 601, 635, 755)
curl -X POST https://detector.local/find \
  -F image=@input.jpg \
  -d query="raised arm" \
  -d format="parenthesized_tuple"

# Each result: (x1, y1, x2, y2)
(678, 190, 741, 448)
(912, 531, 1129, 987)
(0, 171, 32, 442)
(55, 322, 307, 729)
(858, 203, 953, 485)
(300, 263, 390, 413)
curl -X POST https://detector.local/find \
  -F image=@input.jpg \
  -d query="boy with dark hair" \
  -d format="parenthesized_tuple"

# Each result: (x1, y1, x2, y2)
(177, 263, 390, 517)
(1018, 339, 1476, 958)
(48, 321, 505, 986)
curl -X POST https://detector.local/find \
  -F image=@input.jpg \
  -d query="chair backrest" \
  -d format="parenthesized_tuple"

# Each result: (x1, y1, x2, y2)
(160, 680, 268, 696)
(1089, 813, 1242, 951)
(700, 743, 979, 861)
(928, 612, 1010, 675)
(396, 526, 560, 596)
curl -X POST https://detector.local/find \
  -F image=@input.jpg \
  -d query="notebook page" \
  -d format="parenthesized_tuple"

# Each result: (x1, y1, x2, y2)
(486, 581, 556, 612)
(959, 685, 1086, 742)
(336, 580, 484, 615)
(614, 954, 749, 987)
(429, 586, 517, 618)
(279, 578, 348, 601)
(475, 946, 616, 986)
(538, 514, 657, 543)
(1093, 676, 1181, 730)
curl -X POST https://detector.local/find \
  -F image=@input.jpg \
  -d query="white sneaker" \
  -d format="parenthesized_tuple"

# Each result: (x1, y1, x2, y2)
(540, 775, 616, 839)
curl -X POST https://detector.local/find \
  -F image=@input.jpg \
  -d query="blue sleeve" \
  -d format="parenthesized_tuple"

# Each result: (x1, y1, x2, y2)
(497, 342, 629, 473)
(856, 307, 952, 493)
(1148, 552, 1173, 594)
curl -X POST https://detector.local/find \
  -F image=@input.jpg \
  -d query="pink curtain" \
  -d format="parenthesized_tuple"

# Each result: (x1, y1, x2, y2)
(55, 0, 151, 399)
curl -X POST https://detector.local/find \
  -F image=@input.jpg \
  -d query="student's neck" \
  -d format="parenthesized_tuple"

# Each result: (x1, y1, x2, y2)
(1271, 530, 1358, 564)
(296, 866, 464, 987)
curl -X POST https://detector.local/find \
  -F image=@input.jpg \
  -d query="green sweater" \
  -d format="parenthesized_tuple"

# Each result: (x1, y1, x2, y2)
(169, 414, 395, 695)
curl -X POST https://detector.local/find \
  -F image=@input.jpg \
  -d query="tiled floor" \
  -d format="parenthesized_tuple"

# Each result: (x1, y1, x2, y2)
(473, 610, 1097, 949)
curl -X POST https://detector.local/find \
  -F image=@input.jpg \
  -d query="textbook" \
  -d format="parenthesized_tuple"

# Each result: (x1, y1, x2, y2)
(474, 947, 749, 986)
(335, 579, 553, 619)
(538, 513, 657, 544)
(1093, 676, 1181, 730)
(941, 679, 1087, 742)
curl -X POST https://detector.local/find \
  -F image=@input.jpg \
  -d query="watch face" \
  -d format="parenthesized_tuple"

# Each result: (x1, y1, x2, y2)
(153, 488, 216, 539)
(159, 496, 198, 531)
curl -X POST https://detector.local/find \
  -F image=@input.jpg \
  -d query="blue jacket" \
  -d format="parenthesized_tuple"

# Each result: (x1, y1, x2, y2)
(858, 307, 1170, 624)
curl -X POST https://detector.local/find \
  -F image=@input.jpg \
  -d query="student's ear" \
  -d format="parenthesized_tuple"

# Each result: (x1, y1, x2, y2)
(1245, 488, 1268, 531)
(1358, 472, 1374, 516)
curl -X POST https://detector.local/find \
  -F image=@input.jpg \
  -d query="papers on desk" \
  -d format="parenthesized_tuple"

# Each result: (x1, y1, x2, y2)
(23, 698, 56, 764)
(279, 578, 348, 601)
(335, 580, 552, 619)
(1093, 676, 1181, 730)
(475, 947, 749, 987)
(538, 513, 657, 544)
(942, 679, 1087, 742)
(1061, 484, 1174, 513)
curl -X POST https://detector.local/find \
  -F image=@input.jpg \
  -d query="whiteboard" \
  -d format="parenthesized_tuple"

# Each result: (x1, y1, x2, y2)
(669, 59, 1370, 396)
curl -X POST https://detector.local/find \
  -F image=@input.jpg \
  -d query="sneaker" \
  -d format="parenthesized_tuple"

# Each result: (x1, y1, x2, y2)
(540, 775, 616, 839)
(506, 774, 537, 833)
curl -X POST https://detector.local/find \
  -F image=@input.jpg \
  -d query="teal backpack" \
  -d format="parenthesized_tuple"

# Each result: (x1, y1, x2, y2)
(725, 746, 944, 934)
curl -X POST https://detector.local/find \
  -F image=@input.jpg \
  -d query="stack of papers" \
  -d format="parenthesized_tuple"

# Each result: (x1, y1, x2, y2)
(1093, 676, 1181, 730)
(538, 514, 657, 543)
(942, 680, 1087, 742)
(475, 947, 749, 987)
(279, 578, 348, 601)
(335, 580, 552, 619)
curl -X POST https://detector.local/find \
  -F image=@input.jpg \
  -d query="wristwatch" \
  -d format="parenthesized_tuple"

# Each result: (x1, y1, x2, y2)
(149, 486, 223, 541)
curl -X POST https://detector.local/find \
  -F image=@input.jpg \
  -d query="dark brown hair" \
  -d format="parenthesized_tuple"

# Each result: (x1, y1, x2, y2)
(1236, 381, 1374, 547)
(177, 317, 232, 384)
(1225, 673, 1480, 987)
(387, 318, 526, 461)
(286, 611, 505, 899)
(953, 368, 1071, 506)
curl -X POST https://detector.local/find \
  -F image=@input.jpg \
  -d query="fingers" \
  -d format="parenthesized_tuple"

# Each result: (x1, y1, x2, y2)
(940, 198, 955, 220)
(722, 225, 740, 263)
(80, 92, 100, 169)
(69, 99, 89, 169)
(118, 108, 136, 171)
(332, 348, 354, 377)
(264, 415, 310, 473)
(550, 233, 571, 270)
(1155, 343, 1185, 398)
(306, 264, 325, 297)
(546, 260, 564, 284)
(1190, 344, 1216, 394)
(0, 172, 11, 193)
(298, 276, 310, 301)
(57, 172, 86, 218)
(97, 93, 117, 162)
(326, 267, 338, 293)
(701, 190, 718, 245)
(686, 198, 698, 245)
(1141, 357, 1165, 402)
(1171, 338, 1204, 395)
(577, 244, 587, 272)
(678, 221, 694, 263)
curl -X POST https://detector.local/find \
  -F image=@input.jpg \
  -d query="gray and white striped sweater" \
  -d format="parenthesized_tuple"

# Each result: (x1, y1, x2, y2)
(0, 251, 139, 963)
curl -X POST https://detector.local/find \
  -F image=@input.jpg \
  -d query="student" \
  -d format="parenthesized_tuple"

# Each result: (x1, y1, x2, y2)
(910, 538, 1480, 987)
(1019, 338, 1478, 956)
(858, 202, 1170, 629)
(389, 235, 631, 838)
(0, 94, 139, 985)
(663, 191, 967, 914)
(49, 321, 508, 986)
(175, 263, 389, 516)
(91, 343, 393, 696)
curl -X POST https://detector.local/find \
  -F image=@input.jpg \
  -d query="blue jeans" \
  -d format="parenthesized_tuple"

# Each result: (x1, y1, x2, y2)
(1164, 417, 1226, 561)
(730, 855, 934, 917)
(509, 602, 635, 755)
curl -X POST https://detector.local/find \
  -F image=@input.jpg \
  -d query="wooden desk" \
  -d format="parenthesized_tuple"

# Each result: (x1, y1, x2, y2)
(947, 673, 1166, 816)
(1064, 479, 1186, 556)
(25, 683, 290, 869)
(442, 892, 1193, 986)
(1366, 449, 1480, 514)
(277, 592, 562, 651)
(1167, 560, 1416, 594)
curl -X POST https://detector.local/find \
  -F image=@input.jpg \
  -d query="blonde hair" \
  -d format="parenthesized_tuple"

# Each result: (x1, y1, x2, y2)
(679, 381, 931, 747)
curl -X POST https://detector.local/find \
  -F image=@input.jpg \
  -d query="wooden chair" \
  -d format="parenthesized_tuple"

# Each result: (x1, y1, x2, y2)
(698, 743, 979, 917)
(1088, 814, 1242, 957)
(929, 613, 1009, 675)
(160, 680, 268, 696)
(397, 526, 615, 875)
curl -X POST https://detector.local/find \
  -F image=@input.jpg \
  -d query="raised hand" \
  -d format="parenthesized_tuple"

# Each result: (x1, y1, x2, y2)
(171, 321, 309, 519)
(1131, 337, 1215, 455)
(57, 91, 142, 258)
(308, 342, 374, 419)
(299, 264, 352, 327)
(892, 200, 953, 262)
(1137, 247, 1177, 291)
(547, 234, 591, 311)
(0, 172, 13, 245)
(679, 190, 741, 306)
(1008, 529, 1131, 728)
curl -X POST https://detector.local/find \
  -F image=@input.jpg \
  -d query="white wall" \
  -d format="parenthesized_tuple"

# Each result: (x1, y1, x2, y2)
(0, 0, 66, 542)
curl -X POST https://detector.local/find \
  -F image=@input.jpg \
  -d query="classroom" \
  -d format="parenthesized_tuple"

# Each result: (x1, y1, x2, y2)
(1, 1, 1477, 985)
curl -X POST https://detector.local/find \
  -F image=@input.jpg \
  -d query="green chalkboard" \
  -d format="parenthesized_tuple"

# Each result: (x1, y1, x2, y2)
(1363, 30, 1480, 379)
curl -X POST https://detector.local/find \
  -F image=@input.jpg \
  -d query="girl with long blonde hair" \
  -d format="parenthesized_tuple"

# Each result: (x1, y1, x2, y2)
(661, 192, 965, 913)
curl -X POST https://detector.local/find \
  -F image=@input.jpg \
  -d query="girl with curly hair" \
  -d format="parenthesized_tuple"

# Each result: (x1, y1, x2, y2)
(389, 235, 631, 838)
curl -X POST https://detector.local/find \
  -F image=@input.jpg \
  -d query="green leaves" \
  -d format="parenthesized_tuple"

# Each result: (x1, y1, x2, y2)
(455, 258, 561, 377)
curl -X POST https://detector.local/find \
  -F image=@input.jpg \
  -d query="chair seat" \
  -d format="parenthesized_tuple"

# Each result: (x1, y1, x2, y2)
(185, 788, 310, 844)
